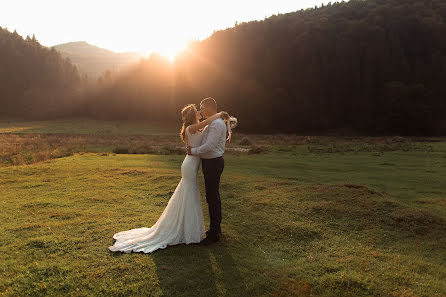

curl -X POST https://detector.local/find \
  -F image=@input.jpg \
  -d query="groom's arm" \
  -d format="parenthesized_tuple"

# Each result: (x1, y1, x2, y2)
(191, 121, 223, 156)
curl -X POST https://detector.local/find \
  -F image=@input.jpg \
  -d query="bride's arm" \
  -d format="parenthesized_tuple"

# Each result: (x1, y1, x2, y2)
(188, 112, 222, 134)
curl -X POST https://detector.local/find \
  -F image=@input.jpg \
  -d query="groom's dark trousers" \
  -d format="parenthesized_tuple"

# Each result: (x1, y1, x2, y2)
(202, 156, 224, 237)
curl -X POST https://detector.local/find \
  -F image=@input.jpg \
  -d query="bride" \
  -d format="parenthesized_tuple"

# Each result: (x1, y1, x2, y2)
(108, 104, 229, 253)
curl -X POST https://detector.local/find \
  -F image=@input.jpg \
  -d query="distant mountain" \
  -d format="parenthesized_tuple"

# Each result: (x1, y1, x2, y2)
(53, 41, 142, 78)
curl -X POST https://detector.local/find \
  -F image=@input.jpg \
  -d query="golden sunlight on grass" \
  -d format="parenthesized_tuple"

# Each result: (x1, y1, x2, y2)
(0, 125, 44, 133)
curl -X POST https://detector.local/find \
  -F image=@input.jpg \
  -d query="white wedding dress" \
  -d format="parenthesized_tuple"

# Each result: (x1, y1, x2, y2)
(108, 126, 205, 253)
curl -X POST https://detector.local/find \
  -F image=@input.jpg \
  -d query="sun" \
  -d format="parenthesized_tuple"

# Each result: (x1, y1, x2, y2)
(153, 39, 188, 62)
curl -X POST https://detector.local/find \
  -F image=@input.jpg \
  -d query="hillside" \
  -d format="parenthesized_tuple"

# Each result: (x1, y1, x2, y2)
(53, 41, 142, 78)
(0, 28, 82, 119)
(2, 0, 446, 135)
(86, 0, 446, 135)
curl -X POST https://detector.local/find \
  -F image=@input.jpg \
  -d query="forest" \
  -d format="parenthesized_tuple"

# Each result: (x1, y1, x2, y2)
(0, 29, 83, 119)
(1, 0, 445, 135)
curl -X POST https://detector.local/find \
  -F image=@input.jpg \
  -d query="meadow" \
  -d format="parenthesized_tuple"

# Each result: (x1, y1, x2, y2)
(0, 119, 445, 296)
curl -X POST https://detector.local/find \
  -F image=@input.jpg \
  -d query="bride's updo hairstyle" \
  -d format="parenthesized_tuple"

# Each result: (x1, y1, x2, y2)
(180, 104, 197, 143)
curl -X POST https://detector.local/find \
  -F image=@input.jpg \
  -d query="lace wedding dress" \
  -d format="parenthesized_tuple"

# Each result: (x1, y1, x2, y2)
(108, 126, 205, 253)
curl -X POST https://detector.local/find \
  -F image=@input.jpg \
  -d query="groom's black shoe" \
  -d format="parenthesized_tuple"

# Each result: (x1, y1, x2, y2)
(200, 233, 220, 246)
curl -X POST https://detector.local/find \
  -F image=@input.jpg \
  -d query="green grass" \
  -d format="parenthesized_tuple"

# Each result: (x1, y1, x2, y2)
(0, 118, 178, 135)
(1, 143, 445, 296)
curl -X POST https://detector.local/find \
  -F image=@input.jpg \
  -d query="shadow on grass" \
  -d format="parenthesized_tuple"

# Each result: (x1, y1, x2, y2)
(148, 238, 247, 297)
(106, 234, 248, 296)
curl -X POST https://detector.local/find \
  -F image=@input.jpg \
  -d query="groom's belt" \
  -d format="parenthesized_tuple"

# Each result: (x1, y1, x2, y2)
(202, 156, 223, 161)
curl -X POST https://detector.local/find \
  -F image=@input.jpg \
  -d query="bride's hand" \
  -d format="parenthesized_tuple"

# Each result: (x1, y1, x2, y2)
(227, 131, 232, 143)
(219, 111, 230, 121)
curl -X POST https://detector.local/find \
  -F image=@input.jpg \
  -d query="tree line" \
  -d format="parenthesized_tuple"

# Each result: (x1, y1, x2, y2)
(0, 27, 84, 119)
(2, 0, 446, 135)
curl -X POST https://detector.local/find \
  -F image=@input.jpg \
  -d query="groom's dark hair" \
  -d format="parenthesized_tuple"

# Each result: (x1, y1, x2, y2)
(200, 97, 217, 110)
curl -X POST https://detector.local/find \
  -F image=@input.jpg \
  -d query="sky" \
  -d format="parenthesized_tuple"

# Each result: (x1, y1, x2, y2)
(1, 0, 329, 59)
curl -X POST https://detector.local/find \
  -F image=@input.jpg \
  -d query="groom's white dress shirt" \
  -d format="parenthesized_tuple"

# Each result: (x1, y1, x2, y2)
(191, 118, 227, 159)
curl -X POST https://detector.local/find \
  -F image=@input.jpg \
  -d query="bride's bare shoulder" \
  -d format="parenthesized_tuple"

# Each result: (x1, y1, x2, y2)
(187, 125, 202, 135)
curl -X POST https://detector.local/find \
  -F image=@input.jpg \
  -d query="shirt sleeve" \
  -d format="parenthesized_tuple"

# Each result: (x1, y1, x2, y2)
(191, 120, 223, 156)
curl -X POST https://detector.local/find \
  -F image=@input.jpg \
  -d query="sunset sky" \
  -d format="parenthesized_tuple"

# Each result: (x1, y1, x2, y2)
(1, 0, 329, 58)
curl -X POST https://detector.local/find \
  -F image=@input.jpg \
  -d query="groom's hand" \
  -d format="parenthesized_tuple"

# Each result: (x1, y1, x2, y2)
(186, 146, 192, 155)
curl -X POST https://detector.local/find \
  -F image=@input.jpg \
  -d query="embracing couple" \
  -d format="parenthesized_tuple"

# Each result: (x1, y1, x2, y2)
(109, 97, 236, 253)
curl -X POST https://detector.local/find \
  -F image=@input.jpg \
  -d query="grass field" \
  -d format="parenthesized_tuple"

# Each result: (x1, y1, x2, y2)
(0, 118, 178, 135)
(1, 119, 445, 296)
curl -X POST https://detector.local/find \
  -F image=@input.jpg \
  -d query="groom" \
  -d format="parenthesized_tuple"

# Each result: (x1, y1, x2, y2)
(187, 97, 227, 245)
